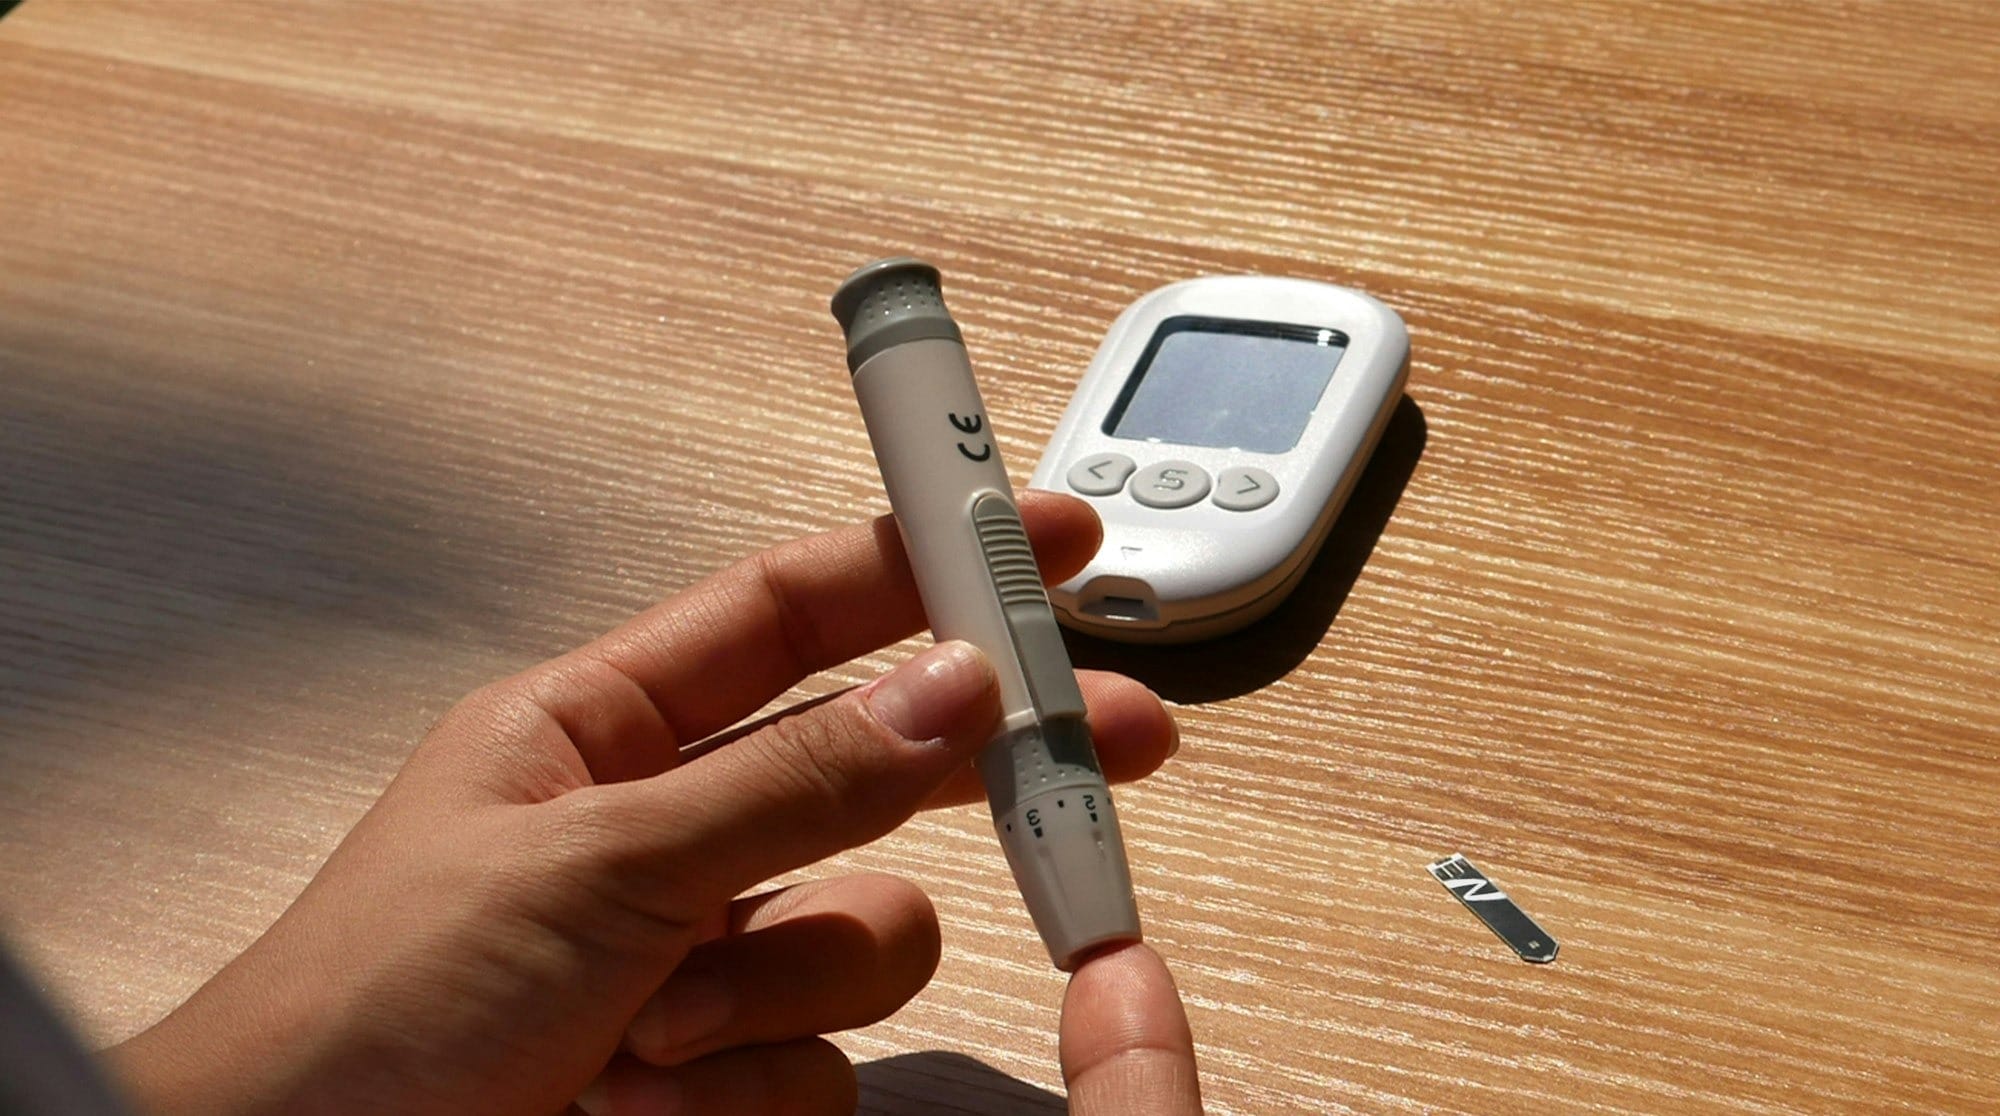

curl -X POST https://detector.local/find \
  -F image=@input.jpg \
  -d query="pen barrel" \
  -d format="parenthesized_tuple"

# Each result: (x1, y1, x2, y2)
(850, 337, 1068, 728)
(836, 260, 1141, 969)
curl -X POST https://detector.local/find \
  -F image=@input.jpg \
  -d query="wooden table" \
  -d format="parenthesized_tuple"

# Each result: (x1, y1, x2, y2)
(4, 2, 1996, 1111)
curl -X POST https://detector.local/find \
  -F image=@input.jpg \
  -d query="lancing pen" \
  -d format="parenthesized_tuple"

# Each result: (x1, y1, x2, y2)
(830, 258, 1142, 970)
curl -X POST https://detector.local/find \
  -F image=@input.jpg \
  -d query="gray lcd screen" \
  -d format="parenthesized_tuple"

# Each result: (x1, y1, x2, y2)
(1103, 317, 1347, 454)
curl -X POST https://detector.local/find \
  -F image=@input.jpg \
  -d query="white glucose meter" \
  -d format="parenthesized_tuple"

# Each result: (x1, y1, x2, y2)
(1028, 277, 1410, 643)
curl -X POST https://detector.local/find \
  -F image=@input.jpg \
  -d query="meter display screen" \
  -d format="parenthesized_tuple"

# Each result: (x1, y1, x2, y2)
(1102, 317, 1348, 454)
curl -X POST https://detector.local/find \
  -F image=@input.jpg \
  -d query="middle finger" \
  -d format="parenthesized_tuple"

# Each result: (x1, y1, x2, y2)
(920, 668, 1179, 809)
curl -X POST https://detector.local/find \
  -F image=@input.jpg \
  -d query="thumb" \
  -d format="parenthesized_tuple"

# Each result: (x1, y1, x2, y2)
(1061, 943, 1203, 1115)
(576, 640, 1000, 914)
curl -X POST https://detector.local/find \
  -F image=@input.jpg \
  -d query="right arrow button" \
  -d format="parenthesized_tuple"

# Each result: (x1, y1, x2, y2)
(1212, 466, 1279, 512)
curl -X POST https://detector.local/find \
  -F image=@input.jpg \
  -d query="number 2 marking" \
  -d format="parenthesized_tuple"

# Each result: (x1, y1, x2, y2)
(1443, 876, 1509, 903)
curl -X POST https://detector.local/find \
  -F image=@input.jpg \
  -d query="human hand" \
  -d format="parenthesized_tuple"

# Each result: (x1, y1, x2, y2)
(106, 490, 1191, 1116)
(1061, 943, 1205, 1115)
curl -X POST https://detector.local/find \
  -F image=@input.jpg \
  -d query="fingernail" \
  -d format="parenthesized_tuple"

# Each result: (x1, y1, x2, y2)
(627, 969, 733, 1061)
(1167, 710, 1183, 758)
(865, 641, 994, 743)
(574, 1078, 609, 1116)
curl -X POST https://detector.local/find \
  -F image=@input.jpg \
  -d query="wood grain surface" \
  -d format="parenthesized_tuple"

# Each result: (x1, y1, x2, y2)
(3, 1, 1997, 1112)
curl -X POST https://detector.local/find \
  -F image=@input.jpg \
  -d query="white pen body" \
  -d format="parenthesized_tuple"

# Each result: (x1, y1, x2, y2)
(850, 336, 1142, 970)
(853, 338, 1045, 727)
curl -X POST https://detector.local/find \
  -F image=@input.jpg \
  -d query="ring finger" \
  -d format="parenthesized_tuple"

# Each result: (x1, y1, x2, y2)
(624, 873, 941, 1067)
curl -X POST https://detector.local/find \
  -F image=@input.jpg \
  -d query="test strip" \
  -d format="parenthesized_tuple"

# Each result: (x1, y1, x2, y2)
(1428, 853, 1559, 963)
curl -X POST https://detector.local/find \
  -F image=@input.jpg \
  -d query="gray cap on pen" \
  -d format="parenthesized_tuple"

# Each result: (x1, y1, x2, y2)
(829, 257, 965, 374)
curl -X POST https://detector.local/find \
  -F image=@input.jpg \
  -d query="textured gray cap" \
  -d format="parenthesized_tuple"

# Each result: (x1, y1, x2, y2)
(829, 257, 965, 374)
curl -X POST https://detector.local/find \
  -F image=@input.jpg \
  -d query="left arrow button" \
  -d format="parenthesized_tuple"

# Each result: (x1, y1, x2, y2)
(1066, 452, 1136, 497)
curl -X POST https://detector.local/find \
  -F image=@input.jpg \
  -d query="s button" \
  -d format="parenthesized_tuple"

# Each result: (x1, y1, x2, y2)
(1130, 461, 1211, 509)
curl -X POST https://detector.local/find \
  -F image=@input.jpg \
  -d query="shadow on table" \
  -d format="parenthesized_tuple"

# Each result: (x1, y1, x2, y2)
(856, 1051, 1064, 1115)
(1063, 394, 1427, 705)
(0, 353, 552, 746)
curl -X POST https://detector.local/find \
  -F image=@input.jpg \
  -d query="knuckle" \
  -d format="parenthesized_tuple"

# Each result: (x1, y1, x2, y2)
(412, 679, 548, 779)
(539, 786, 625, 859)
(504, 792, 621, 895)
(747, 545, 821, 678)
(752, 706, 873, 815)
(862, 882, 941, 1010)
(515, 790, 709, 941)
(791, 1038, 859, 1113)
(434, 678, 530, 739)
(711, 699, 914, 856)
(619, 996, 680, 1065)
(875, 878, 943, 984)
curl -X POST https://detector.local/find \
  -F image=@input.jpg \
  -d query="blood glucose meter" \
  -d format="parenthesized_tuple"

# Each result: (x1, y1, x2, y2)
(1028, 276, 1409, 643)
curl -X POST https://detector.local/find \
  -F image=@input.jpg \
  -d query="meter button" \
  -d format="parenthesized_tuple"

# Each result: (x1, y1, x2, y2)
(1213, 467, 1279, 511)
(1067, 452, 1136, 496)
(1130, 461, 1211, 509)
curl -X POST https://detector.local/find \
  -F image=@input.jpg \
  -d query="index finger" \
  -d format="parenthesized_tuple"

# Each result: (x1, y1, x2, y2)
(516, 489, 1101, 784)
(1061, 944, 1204, 1116)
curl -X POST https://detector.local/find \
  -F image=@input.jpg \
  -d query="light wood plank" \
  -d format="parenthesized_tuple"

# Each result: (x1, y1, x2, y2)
(2, 2, 1995, 1112)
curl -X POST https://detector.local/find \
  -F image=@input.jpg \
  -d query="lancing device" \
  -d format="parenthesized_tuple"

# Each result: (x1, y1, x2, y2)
(831, 258, 1142, 970)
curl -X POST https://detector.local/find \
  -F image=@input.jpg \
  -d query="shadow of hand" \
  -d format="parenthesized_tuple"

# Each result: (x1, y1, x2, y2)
(856, 1051, 1064, 1115)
